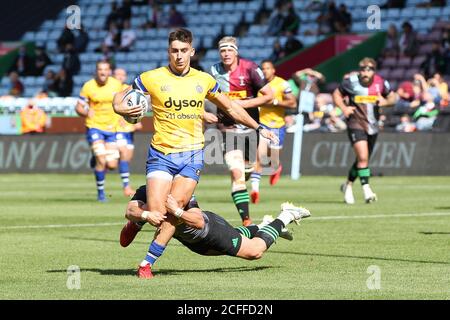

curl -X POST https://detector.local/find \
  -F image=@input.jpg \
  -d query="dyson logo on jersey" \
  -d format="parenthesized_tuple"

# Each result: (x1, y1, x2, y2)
(164, 97, 203, 111)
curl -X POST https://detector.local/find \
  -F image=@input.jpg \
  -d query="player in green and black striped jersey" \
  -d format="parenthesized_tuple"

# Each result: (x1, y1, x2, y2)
(120, 185, 311, 278)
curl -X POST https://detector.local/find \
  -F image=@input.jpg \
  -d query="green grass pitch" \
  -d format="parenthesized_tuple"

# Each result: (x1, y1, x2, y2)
(0, 174, 449, 299)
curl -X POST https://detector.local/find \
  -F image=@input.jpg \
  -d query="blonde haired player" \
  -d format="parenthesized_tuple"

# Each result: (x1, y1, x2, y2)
(250, 60, 297, 204)
(210, 36, 274, 225)
(75, 60, 122, 202)
(113, 28, 278, 278)
(113, 68, 142, 197)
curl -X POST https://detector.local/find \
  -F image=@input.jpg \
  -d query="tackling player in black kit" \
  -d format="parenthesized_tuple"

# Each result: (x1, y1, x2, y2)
(121, 185, 311, 278)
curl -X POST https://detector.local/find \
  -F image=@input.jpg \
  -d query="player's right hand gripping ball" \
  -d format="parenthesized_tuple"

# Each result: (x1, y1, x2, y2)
(123, 89, 150, 124)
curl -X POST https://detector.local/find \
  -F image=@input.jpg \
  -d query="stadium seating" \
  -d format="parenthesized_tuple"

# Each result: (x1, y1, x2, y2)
(0, 96, 78, 115)
(0, 0, 448, 126)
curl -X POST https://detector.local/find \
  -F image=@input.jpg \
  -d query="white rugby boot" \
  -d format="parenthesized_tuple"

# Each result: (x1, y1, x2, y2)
(279, 202, 311, 225)
(341, 182, 355, 204)
(363, 184, 378, 203)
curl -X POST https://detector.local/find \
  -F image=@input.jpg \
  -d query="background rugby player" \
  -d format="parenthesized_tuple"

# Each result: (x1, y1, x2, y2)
(210, 36, 274, 226)
(75, 60, 123, 202)
(250, 60, 297, 204)
(333, 57, 397, 204)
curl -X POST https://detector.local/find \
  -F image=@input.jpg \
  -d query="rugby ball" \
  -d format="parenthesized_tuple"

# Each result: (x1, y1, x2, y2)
(122, 89, 150, 124)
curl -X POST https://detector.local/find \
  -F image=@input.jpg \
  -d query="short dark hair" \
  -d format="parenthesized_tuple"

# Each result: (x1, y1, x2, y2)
(402, 22, 412, 30)
(261, 59, 275, 67)
(359, 57, 377, 69)
(168, 28, 193, 45)
(96, 60, 111, 68)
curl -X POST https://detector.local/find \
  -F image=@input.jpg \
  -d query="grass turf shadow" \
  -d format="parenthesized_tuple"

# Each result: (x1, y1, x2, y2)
(419, 231, 450, 235)
(46, 266, 275, 277)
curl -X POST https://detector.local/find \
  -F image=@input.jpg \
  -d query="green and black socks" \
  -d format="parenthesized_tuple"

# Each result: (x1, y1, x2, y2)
(255, 219, 284, 249)
(236, 219, 285, 249)
(348, 163, 371, 185)
(357, 167, 370, 185)
(348, 163, 358, 182)
(235, 225, 259, 239)
(232, 190, 250, 220)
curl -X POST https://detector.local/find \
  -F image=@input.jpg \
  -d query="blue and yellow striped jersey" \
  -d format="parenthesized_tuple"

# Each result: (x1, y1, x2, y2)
(134, 66, 220, 154)
(79, 77, 122, 132)
(259, 76, 292, 128)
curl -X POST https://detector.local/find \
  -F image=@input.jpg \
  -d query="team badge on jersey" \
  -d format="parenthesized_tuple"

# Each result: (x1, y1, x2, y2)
(238, 76, 245, 86)
(161, 84, 171, 92)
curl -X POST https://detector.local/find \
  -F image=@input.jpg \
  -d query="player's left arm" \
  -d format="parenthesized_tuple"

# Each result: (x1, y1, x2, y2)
(210, 93, 258, 129)
(278, 92, 297, 109)
(166, 194, 205, 229)
(203, 111, 218, 123)
(75, 84, 91, 118)
(275, 83, 297, 109)
(126, 200, 166, 227)
(75, 99, 89, 118)
(210, 93, 279, 144)
(377, 80, 397, 107)
(271, 91, 297, 109)
(235, 64, 273, 109)
(237, 83, 274, 109)
(377, 91, 397, 107)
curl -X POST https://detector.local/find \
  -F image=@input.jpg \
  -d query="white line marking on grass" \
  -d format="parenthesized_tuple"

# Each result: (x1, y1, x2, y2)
(307, 212, 450, 221)
(1, 212, 450, 230)
(1, 222, 124, 230)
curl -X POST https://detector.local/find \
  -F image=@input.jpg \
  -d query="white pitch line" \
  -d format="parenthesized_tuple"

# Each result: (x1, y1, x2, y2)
(307, 212, 450, 220)
(1, 212, 450, 230)
(0, 222, 124, 230)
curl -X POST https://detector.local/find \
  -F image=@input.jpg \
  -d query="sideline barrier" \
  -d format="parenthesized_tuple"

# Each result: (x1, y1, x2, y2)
(0, 131, 449, 175)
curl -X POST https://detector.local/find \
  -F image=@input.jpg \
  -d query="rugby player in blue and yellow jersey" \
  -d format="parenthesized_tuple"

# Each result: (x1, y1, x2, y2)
(250, 60, 297, 204)
(113, 28, 278, 278)
(75, 60, 123, 202)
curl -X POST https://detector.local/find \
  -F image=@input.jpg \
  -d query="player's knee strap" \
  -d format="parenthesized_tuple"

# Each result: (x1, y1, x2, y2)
(105, 149, 120, 162)
(116, 138, 128, 147)
(92, 143, 106, 156)
(232, 179, 246, 193)
(224, 150, 245, 171)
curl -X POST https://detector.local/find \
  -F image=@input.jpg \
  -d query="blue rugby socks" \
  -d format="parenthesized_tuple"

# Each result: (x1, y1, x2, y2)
(140, 241, 166, 267)
(94, 170, 106, 201)
(119, 160, 130, 188)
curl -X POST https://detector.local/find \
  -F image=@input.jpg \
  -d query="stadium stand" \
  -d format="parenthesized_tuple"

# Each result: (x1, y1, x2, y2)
(0, 0, 448, 130)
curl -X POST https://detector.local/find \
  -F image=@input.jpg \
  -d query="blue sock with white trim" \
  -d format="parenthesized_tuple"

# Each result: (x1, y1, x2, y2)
(94, 170, 106, 200)
(250, 172, 261, 192)
(119, 160, 130, 188)
(141, 241, 166, 267)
